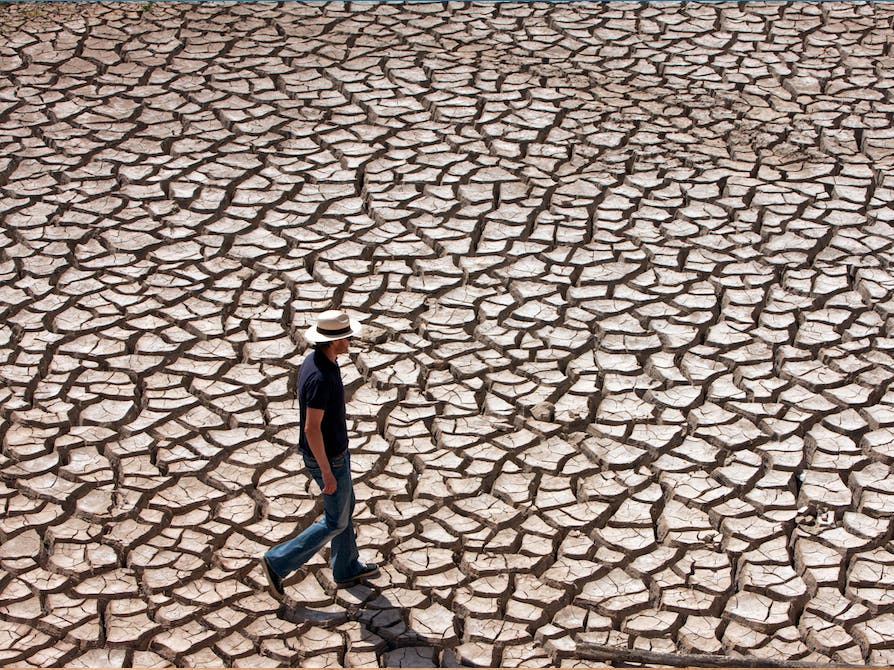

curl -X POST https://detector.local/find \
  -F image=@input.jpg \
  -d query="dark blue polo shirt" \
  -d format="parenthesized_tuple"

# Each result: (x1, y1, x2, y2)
(298, 349, 348, 459)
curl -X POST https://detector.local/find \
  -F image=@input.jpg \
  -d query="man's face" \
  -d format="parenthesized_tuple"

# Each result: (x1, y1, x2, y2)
(332, 337, 350, 356)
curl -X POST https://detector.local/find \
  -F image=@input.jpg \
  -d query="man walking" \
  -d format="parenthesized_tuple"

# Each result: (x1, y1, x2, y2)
(262, 309, 379, 597)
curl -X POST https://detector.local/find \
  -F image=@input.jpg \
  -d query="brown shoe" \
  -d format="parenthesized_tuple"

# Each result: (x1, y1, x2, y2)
(262, 556, 284, 598)
(334, 562, 379, 587)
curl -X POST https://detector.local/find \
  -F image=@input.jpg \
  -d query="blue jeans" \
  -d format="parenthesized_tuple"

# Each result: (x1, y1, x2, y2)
(264, 451, 361, 582)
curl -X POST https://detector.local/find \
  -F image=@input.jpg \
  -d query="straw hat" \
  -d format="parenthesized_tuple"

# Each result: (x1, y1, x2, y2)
(304, 310, 362, 343)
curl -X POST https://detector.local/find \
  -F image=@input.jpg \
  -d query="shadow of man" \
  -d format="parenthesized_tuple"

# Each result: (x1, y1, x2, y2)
(279, 577, 447, 667)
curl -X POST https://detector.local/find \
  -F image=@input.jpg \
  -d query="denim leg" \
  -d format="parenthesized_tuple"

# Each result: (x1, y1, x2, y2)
(264, 453, 354, 579)
(329, 452, 360, 581)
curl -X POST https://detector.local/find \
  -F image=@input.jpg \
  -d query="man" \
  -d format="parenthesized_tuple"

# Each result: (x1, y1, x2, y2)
(262, 309, 379, 597)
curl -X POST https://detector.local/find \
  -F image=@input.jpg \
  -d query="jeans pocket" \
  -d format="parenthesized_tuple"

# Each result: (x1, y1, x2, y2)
(329, 453, 347, 469)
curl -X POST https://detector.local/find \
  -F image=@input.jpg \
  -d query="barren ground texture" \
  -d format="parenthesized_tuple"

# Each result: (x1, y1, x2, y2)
(1, 0, 894, 667)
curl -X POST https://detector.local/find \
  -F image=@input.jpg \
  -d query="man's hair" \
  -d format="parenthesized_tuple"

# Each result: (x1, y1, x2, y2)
(313, 341, 332, 352)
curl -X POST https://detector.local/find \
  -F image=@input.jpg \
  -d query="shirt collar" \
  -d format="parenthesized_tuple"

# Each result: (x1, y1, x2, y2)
(312, 348, 338, 369)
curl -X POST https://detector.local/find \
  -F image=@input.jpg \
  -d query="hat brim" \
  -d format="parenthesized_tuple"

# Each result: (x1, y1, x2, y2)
(304, 318, 362, 343)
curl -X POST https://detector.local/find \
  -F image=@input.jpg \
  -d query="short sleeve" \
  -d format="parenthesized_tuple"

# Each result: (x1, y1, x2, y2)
(303, 373, 329, 410)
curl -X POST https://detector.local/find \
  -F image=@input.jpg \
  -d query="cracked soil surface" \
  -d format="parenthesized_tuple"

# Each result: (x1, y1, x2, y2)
(1, 1, 894, 667)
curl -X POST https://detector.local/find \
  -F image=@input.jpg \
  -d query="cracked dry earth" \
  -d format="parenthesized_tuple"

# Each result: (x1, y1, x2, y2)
(1, 1, 894, 668)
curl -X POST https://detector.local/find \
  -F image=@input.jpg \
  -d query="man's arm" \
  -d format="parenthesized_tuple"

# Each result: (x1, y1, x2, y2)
(305, 407, 337, 494)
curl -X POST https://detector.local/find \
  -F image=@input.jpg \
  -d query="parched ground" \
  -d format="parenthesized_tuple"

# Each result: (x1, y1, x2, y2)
(1, 1, 894, 667)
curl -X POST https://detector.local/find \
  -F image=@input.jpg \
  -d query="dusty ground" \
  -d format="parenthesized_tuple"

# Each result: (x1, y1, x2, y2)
(1, 1, 894, 667)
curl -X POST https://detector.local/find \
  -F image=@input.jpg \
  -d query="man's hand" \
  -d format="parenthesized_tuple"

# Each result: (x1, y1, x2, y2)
(321, 470, 337, 495)
(305, 407, 337, 494)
